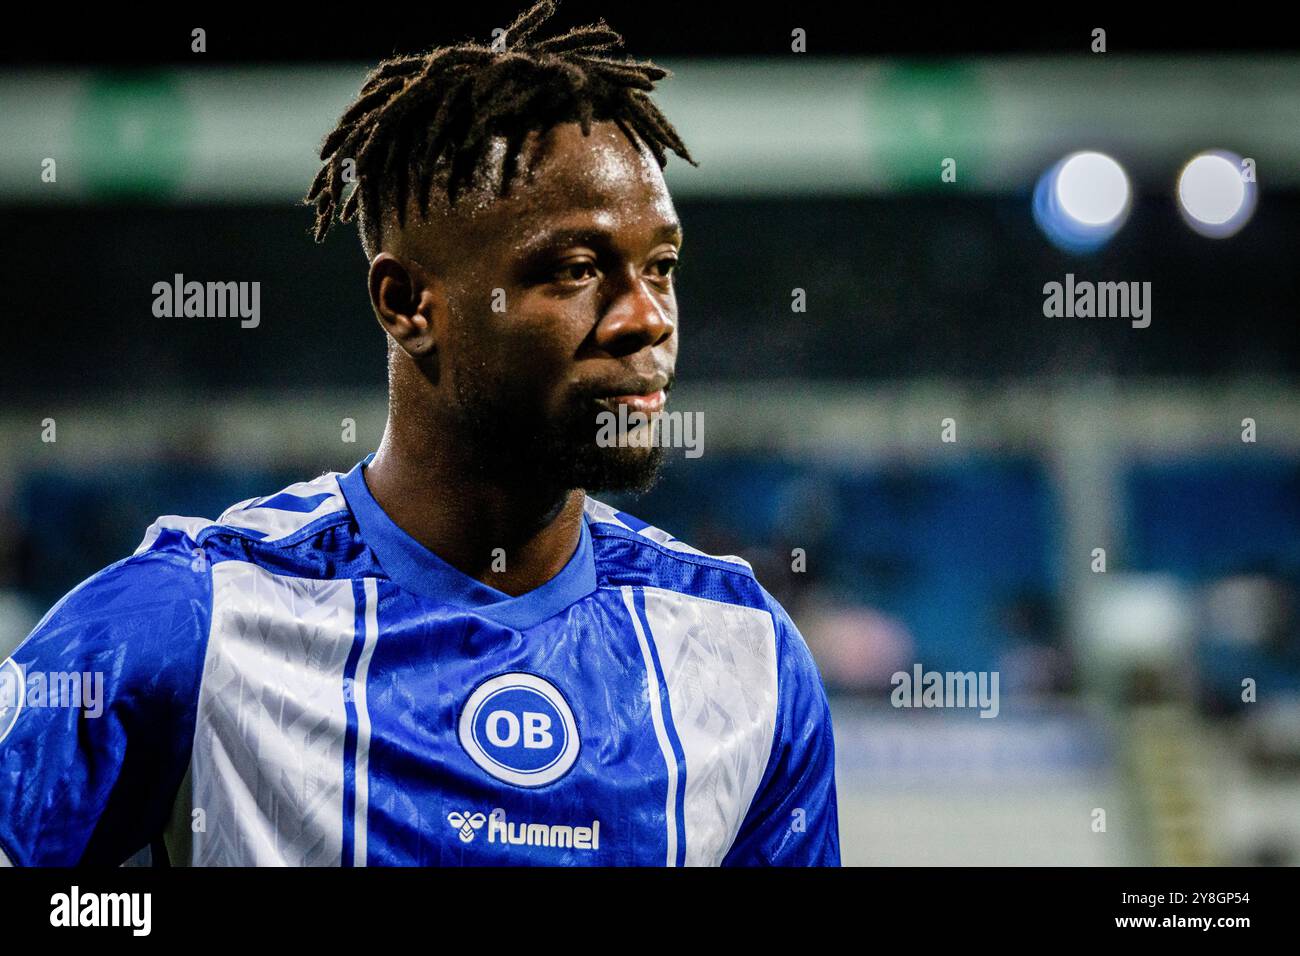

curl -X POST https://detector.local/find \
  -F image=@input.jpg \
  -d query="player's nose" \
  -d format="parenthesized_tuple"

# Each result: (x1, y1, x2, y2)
(595, 270, 675, 356)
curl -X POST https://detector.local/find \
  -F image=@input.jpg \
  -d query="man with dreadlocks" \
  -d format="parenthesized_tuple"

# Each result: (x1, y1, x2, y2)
(0, 1, 839, 867)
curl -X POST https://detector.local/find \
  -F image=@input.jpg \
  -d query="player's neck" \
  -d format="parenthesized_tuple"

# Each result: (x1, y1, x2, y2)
(363, 428, 585, 598)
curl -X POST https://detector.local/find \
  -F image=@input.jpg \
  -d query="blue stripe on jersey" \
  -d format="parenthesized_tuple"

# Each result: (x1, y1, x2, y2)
(247, 491, 337, 513)
(341, 577, 368, 867)
(611, 509, 650, 532)
(631, 586, 688, 866)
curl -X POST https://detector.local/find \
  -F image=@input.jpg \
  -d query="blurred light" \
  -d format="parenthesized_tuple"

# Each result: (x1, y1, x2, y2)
(1057, 152, 1130, 224)
(1178, 150, 1256, 237)
(1033, 151, 1131, 253)
(1077, 574, 1193, 663)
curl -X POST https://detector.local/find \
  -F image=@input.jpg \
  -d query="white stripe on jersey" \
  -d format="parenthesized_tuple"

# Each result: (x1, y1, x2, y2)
(582, 497, 637, 533)
(640, 587, 778, 866)
(133, 514, 214, 556)
(134, 472, 348, 556)
(193, 561, 357, 865)
(214, 473, 347, 541)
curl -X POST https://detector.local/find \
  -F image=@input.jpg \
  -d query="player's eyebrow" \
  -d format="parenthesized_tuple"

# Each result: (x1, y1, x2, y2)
(652, 221, 683, 245)
(516, 221, 682, 259)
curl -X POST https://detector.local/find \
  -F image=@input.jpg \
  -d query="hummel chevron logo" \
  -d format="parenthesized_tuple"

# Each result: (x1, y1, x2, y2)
(448, 811, 487, 843)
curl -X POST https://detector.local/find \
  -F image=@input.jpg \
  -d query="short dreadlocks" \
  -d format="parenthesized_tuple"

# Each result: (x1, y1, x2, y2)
(305, 0, 696, 257)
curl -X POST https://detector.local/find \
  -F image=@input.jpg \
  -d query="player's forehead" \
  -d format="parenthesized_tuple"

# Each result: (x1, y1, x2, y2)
(474, 121, 679, 243)
(524, 122, 670, 204)
(391, 121, 680, 267)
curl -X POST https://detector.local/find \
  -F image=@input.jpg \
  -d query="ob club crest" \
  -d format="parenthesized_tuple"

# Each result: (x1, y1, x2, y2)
(458, 673, 579, 787)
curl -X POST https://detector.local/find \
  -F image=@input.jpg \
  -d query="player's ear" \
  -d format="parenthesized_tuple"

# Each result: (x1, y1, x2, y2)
(367, 252, 446, 358)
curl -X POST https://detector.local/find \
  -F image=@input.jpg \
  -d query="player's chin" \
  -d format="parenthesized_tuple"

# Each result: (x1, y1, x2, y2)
(566, 441, 666, 495)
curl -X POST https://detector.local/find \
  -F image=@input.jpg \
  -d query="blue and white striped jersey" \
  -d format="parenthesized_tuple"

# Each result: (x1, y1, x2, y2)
(0, 456, 839, 866)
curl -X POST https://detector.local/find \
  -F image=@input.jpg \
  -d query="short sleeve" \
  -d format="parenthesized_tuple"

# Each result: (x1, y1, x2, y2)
(722, 591, 840, 866)
(0, 526, 211, 866)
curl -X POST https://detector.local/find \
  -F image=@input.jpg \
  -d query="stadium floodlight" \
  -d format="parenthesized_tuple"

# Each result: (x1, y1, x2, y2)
(1178, 149, 1257, 238)
(1033, 150, 1132, 253)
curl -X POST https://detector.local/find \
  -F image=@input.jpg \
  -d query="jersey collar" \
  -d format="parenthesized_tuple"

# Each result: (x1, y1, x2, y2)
(337, 455, 597, 630)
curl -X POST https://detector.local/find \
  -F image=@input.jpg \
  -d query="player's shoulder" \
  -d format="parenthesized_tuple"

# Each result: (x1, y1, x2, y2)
(583, 496, 754, 573)
(132, 467, 372, 578)
(582, 496, 791, 616)
(582, 497, 824, 704)
(28, 469, 355, 636)
(136, 468, 352, 557)
(10, 469, 359, 669)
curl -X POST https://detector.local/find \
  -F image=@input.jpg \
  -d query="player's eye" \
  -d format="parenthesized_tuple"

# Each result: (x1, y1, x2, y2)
(552, 260, 598, 284)
(650, 257, 679, 280)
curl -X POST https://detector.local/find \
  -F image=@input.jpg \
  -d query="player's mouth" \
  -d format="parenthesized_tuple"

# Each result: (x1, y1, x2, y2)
(589, 375, 671, 416)
(597, 389, 666, 415)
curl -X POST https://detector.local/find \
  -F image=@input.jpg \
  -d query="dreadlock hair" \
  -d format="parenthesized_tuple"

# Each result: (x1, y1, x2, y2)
(305, 0, 696, 258)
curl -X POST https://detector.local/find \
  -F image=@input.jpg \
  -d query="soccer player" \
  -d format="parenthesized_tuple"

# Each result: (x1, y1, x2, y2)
(0, 1, 839, 866)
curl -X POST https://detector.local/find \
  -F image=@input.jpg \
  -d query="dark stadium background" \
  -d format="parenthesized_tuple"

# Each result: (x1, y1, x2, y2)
(2, 3, 1298, 864)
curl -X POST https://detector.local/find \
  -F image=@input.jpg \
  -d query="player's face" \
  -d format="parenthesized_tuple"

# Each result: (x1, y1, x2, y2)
(441, 120, 681, 493)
